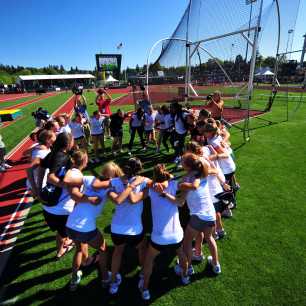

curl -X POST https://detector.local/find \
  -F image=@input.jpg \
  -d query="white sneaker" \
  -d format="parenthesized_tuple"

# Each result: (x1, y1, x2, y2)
(69, 270, 83, 292)
(138, 278, 151, 301)
(207, 256, 221, 274)
(128, 151, 132, 156)
(3, 163, 12, 169)
(142, 289, 151, 301)
(142, 147, 147, 152)
(109, 273, 122, 295)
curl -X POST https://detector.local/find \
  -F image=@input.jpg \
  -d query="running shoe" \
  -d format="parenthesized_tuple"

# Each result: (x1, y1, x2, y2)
(69, 270, 83, 292)
(109, 273, 122, 295)
(207, 256, 221, 274)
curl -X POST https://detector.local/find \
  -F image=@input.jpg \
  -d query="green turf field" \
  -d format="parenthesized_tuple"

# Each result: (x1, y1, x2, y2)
(1, 88, 306, 305)
(0, 95, 36, 110)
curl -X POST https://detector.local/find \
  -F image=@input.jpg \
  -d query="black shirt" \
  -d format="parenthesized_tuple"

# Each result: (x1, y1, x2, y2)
(110, 113, 124, 131)
(41, 151, 71, 177)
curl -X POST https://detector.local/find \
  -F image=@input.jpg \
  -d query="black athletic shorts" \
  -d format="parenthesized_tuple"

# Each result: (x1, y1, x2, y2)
(43, 210, 68, 238)
(189, 215, 215, 232)
(110, 129, 123, 137)
(150, 239, 182, 252)
(66, 227, 98, 243)
(213, 201, 227, 213)
(111, 232, 144, 247)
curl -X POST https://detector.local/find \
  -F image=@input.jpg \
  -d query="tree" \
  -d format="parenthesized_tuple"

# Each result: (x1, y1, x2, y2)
(262, 56, 276, 69)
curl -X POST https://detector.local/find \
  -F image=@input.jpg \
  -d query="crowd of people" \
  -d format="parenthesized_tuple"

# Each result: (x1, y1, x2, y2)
(25, 87, 239, 301)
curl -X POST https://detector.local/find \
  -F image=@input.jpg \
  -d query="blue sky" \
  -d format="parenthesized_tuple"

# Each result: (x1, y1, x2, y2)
(0, 0, 305, 70)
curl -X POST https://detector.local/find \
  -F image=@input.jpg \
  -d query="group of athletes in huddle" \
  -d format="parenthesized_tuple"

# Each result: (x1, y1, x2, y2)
(26, 88, 238, 301)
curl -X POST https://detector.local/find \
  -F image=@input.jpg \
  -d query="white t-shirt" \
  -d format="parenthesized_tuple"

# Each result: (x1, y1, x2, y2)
(110, 177, 147, 235)
(26, 147, 50, 189)
(207, 135, 236, 175)
(90, 116, 104, 135)
(164, 114, 173, 130)
(144, 113, 156, 131)
(66, 176, 108, 232)
(69, 121, 84, 139)
(155, 113, 164, 129)
(149, 180, 183, 245)
(59, 125, 71, 134)
(200, 157, 223, 203)
(174, 112, 187, 135)
(186, 178, 216, 222)
(43, 168, 81, 216)
(131, 113, 143, 128)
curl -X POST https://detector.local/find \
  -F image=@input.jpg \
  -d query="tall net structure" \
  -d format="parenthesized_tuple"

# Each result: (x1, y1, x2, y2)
(146, 0, 301, 141)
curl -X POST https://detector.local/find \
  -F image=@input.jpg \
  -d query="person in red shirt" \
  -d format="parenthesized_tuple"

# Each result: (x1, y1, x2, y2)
(96, 88, 112, 137)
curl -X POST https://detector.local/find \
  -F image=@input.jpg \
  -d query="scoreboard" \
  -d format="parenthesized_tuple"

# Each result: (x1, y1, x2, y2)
(96, 54, 122, 80)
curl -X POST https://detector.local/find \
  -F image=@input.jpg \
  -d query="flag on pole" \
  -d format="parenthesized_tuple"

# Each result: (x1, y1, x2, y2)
(117, 42, 123, 49)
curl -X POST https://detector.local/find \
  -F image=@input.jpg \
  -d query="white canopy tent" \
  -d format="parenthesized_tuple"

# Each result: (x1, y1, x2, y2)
(255, 70, 274, 76)
(105, 75, 119, 83)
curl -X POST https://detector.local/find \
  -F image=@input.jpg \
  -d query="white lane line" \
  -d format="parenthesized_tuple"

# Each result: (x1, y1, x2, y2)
(0, 190, 29, 241)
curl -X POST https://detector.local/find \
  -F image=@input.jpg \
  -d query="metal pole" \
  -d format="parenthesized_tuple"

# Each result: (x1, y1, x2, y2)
(245, 1, 253, 61)
(245, 0, 264, 141)
(300, 34, 306, 68)
(185, 0, 192, 101)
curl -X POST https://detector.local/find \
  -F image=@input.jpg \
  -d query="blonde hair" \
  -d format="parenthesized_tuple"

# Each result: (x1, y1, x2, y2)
(101, 162, 124, 179)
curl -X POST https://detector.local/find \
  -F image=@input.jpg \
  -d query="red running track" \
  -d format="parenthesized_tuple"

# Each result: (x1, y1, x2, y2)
(0, 95, 75, 257)
(0, 93, 34, 103)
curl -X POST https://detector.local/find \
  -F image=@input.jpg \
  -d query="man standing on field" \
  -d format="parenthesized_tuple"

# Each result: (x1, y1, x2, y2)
(96, 88, 112, 137)
(206, 90, 224, 120)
